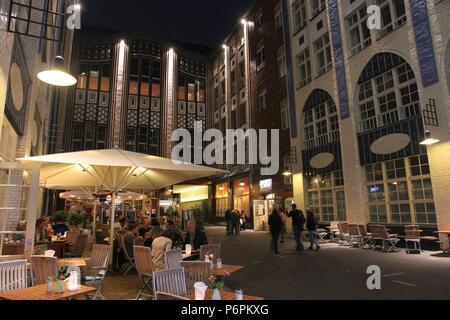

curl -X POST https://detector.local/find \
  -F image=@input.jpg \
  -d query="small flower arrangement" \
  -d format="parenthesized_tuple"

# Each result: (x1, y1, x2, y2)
(53, 267, 70, 281)
(207, 272, 225, 290)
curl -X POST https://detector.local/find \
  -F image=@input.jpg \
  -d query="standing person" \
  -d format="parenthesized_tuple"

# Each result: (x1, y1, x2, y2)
(280, 210, 287, 243)
(240, 210, 246, 231)
(224, 208, 232, 235)
(306, 210, 320, 251)
(232, 210, 241, 236)
(268, 209, 282, 254)
(288, 204, 305, 253)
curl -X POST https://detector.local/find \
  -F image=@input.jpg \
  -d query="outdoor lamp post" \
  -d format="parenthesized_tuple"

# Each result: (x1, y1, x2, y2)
(38, 56, 77, 86)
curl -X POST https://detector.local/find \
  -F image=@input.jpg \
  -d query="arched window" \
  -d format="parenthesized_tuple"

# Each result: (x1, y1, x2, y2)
(303, 89, 340, 150)
(357, 53, 420, 133)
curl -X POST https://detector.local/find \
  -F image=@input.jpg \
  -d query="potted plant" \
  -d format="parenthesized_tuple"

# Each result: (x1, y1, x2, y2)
(207, 272, 225, 300)
(192, 206, 205, 231)
(68, 209, 86, 228)
(53, 210, 69, 223)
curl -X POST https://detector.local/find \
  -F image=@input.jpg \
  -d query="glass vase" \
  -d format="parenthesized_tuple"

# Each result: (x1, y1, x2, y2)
(55, 280, 65, 294)
(212, 288, 221, 301)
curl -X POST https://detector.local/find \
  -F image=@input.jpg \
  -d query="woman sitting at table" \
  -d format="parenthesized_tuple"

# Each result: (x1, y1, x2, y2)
(151, 230, 173, 271)
(52, 217, 70, 236)
(183, 220, 208, 251)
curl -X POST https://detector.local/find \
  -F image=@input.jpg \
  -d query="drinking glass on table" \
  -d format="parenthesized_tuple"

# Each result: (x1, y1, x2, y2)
(235, 290, 244, 300)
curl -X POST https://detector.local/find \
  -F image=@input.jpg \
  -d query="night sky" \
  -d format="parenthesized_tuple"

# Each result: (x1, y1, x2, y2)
(83, 0, 253, 48)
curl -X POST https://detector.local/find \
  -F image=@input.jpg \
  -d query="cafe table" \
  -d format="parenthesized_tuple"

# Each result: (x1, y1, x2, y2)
(0, 284, 96, 301)
(213, 264, 244, 277)
(47, 240, 67, 258)
(187, 289, 264, 301)
(58, 258, 87, 268)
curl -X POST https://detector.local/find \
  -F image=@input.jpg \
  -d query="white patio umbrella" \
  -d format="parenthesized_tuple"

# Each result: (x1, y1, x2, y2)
(18, 148, 227, 257)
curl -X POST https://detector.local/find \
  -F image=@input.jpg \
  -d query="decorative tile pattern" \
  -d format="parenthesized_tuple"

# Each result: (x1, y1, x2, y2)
(99, 92, 109, 106)
(74, 105, 85, 122)
(87, 91, 98, 104)
(139, 108, 149, 125)
(86, 104, 97, 121)
(127, 110, 138, 126)
(98, 107, 108, 124)
(75, 90, 86, 104)
(188, 102, 196, 114)
(197, 103, 206, 116)
(151, 98, 161, 112)
(141, 96, 149, 109)
(187, 114, 196, 128)
(128, 95, 138, 109)
(151, 113, 160, 128)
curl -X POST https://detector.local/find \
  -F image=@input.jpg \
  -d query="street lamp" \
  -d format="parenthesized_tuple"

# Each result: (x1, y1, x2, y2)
(37, 56, 77, 86)
(420, 131, 439, 146)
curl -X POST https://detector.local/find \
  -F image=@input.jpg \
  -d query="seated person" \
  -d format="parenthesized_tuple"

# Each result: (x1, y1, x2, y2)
(52, 217, 70, 236)
(35, 218, 47, 243)
(123, 223, 136, 258)
(138, 218, 152, 238)
(183, 220, 208, 251)
(166, 220, 184, 249)
(144, 219, 161, 248)
(151, 230, 173, 271)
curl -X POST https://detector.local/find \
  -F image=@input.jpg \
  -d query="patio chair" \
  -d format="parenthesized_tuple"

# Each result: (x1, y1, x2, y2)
(358, 225, 373, 249)
(134, 246, 154, 300)
(329, 221, 340, 242)
(338, 223, 351, 246)
(369, 225, 400, 252)
(156, 291, 191, 300)
(65, 231, 80, 247)
(30, 256, 58, 286)
(119, 233, 136, 275)
(165, 249, 183, 269)
(317, 229, 329, 243)
(348, 224, 362, 247)
(200, 244, 221, 263)
(180, 261, 210, 295)
(134, 237, 145, 247)
(65, 234, 88, 258)
(152, 267, 187, 300)
(0, 260, 28, 294)
(82, 244, 111, 300)
(405, 225, 422, 254)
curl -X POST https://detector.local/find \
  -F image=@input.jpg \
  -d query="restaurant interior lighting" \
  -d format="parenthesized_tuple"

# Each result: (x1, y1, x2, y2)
(420, 131, 440, 146)
(38, 56, 77, 86)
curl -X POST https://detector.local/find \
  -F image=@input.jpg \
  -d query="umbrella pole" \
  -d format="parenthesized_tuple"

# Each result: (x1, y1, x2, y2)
(92, 201, 97, 238)
(109, 193, 116, 266)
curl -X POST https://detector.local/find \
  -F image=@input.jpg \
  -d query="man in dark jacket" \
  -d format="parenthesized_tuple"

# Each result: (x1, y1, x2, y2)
(224, 209, 232, 235)
(268, 209, 282, 254)
(288, 204, 306, 253)
(183, 220, 208, 251)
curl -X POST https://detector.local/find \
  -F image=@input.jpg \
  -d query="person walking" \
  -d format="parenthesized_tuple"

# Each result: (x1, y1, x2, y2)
(280, 210, 287, 243)
(306, 210, 320, 251)
(288, 204, 305, 253)
(268, 208, 283, 254)
(232, 209, 241, 236)
(240, 210, 246, 231)
(225, 208, 232, 235)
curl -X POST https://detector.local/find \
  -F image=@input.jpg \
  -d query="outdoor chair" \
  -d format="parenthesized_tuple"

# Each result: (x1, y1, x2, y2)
(348, 224, 362, 247)
(358, 225, 373, 249)
(65, 234, 88, 258)
(134, 246, 154, 300)
(0, 260, 28, 294)
(200, 244, 221, 263)
(134, 237, 145, 247)
(317, 229, 329, 243)
(82, 244, 111, 300)
(338, 223, 351, 246)
(405, 225, 422, 254)
(180, 261, 210, 295)
(156, 291, 191, 300)
(119, 233, 137, 275)
(329, 221, 340, 242)
(165, 249, 183, 269)
(30, 256, 58, 286)
(152, 267, 187, 300)
(369, 225, 400, 252)
(65, 231, 80, 247)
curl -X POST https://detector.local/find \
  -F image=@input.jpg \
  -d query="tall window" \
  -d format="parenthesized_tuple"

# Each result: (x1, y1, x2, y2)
(314, 33, 332, 76)
(256, 8, 264, 29)
(311, 0, 326, 18)
(297, 48, 311, 87)
(357, 61, 419, 133)
(258, 88, 267, 111)
(256, 40, 266, 71)
(274, 2, 283, 30)
(303, 92, 339, 150)
(280, 98, 289, 131)
(365, 155, 436, 224)
(346, 5, 371, 56)
(292, 0, 307, 32)
(306, 171, 346, 222)
(277, 46, 286, 78)
(376, 0, 407, 38)
(239, 103, 247, 126)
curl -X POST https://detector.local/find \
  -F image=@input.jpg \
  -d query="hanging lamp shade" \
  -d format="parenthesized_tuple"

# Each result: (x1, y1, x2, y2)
(37, 56, 77, 86)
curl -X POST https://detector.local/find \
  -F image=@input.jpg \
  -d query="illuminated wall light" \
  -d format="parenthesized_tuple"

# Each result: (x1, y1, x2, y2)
(420, 131, 440, 146)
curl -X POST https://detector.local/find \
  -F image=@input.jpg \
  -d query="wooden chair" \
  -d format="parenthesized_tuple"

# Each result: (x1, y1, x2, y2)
(358, 225, 373, 249)
(83, 244, 110, 300)
(338, 223, 351, 246)
(405, 225, 422, 253)
(119, 233, 136, 275)
(348, 224, 362, 247)
(156, 291, 191, 300)
(329, 221, 340, 242)
(65, 234, 88, 258)
(369, 225, 400, 252)
(65, 231, 80, 247)
(165, 249, 183, 269)
(180, 261, 210, 294)
(0, 260, 28, 294)
(134, 246, 154, 300)
(152, 267, 187, 300)
(30, 256, 58, 286)
(200, 244, 221, 263)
